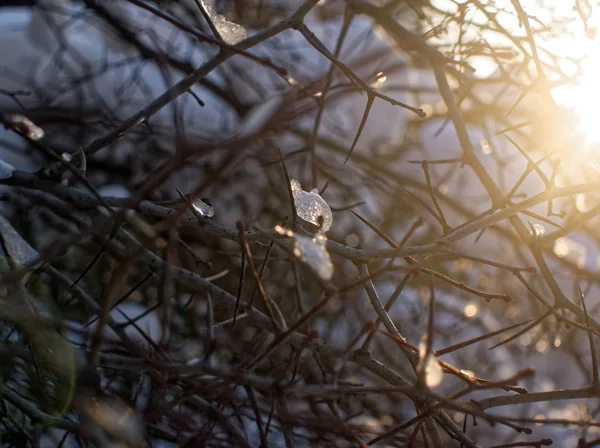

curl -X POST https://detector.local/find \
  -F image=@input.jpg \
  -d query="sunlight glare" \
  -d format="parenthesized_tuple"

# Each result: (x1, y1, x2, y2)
(550, 11, 600, 146)
(556, 44, 600, 145)
(463, 2, 600, 148)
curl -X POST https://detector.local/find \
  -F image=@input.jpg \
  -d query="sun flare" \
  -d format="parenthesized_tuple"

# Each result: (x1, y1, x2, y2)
(553, 46, 600, 145)
(549, 11, 600, 147)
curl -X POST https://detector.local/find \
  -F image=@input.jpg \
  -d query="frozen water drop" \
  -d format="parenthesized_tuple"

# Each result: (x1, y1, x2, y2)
(192, 197, 215, 218)
(460, 369, 476, 381)
(290, 178, 302, 194)
(532, 223, 545, 236)
(290, 179, 332, 231)
(293, 232, 333, 280)
(201, 1, 247, 45)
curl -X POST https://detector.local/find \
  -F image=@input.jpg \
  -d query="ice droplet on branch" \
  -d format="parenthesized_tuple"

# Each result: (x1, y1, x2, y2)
(293, 233, 333, 281)
(275, 226, 333, 280)
(201, 1, 247, 45)
(192, 197, 215, 218)
(532, 223, 545, 236)
(290, 179, 332, 231)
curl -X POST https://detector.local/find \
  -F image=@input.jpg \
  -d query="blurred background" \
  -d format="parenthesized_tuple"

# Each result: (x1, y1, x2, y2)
(1, 0, 600, 446)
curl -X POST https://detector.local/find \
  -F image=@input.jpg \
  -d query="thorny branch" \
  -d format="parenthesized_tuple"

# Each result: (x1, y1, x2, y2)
(1, 0, 600, 446)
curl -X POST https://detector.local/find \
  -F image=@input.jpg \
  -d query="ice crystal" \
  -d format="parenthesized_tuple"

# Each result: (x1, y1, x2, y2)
(532, 223, 545, 236)
(192, 197, 215, 218)
(201, 1, 247, 45)
(290, 179, 332, 231)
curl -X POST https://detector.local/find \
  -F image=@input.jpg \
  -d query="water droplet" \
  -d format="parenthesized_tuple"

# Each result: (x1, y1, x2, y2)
(532, 223, 545, 236)
(275, 225, 294, 238)
(192, 198, 215, 218)
(290, 179, 332, 231)
(370, 72, 387, 89)
(460, 369, 476, 380)
(554, 238, 570, 257)
(480, 139, 492, 154)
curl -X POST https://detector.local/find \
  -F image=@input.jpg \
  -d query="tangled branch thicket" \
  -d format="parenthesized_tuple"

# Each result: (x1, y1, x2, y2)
(2, 0, 600, 446)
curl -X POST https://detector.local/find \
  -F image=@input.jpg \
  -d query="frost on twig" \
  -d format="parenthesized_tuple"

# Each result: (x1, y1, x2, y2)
(290, 179, 332, 231)
(275, 226, 334, 280)
(200, 1, 247, 45)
